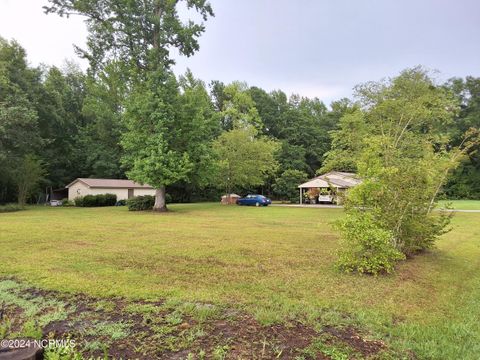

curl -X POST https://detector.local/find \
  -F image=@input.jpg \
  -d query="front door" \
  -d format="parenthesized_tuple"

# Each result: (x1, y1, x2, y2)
(128, 188, 134, 199)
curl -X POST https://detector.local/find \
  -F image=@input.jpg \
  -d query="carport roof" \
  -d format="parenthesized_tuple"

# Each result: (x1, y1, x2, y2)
(298, 171, 361, 189)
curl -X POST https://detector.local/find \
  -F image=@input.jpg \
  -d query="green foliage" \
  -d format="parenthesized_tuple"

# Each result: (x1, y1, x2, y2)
(85, 321, 131, 340)
(126, 194, 171, 211)
(272, 169, 308, 203)
(442, 76, 480, 199)
(43, 346, 87, 360)
(74, 194, 117, 207)
(331, 67, 480, 272)
(321, 110, 367, 173)
(18, 319, 43, 339)
(13, 154, 46, 206)
(212, 127, 279, 194)
(44, 0, 214, 72)
(126, 195, 155, 211)
(77, 62, 126, 179)
(336, 213, 405, 275)
(61, 199, 74, 207)
(0, 204, 24, 213)
(218, 82, 263, 131)
(212, 344, 230, 360)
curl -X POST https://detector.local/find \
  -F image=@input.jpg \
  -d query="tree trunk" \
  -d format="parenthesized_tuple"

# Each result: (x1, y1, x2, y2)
(153, 186, 168, 212)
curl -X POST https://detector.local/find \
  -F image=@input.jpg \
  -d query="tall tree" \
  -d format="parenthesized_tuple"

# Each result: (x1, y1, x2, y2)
(217, 82, 262, 131)
(78, 62, 126, 179)
(0, 38, 42, 202)
(14, 155, 46, 206)
(320, 110, 368, 173)
(212, 127, 279, 197)
(45, 0, 214, 211)
(36, 64, 87, 188)
(442, 77, 480, 199)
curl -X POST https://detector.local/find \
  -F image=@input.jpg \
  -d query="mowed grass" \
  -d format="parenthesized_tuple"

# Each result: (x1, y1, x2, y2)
(438, 199, 480, 210)
(1, 203, 479, 359)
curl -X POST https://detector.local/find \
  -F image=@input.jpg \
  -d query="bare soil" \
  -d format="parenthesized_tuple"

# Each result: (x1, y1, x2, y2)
(0, 279, 399, 359)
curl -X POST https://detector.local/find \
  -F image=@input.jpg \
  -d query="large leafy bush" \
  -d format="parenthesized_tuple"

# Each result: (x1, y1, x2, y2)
(336, 213, 405, 275)
(126, 195, 155, 211)
(74, 194, 117, 207)
(328, 68, 479, 274)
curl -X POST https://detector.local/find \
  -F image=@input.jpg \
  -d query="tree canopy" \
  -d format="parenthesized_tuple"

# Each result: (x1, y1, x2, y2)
(1, 35, 478, 208)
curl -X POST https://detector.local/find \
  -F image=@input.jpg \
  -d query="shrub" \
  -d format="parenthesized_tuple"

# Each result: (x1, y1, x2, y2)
(83, 195, 98, 207)
(127, 195, 155, 211)
(61, 198, 74, 207)
(74, 197, 84, 207)
(336, 212, 405, 275)
(74, 194, 117, 207)
(104, 193, 117, 206)
(0, 204, 24, 213)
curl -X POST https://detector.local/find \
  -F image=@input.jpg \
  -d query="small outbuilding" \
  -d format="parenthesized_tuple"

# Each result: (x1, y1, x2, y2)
(221, 193, 241, 205)
(298, 171, 361, 204)
(66, 178, 156, 201)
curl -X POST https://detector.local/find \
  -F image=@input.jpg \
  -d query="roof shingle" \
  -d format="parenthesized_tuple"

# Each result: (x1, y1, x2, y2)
(66, 178, 153, 189)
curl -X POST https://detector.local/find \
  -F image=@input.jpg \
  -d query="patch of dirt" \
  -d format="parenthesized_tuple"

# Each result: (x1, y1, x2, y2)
(322, 326, 386, 357)
(0, 279, 397, 359)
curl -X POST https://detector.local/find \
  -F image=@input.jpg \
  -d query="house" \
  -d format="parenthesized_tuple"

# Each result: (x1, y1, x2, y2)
(298, 171, 361, 204)
(66, 178, 156, 201)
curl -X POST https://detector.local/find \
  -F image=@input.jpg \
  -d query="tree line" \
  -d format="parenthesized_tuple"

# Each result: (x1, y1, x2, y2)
(0, 36, 479, 206)
(0, 0, 479, 209)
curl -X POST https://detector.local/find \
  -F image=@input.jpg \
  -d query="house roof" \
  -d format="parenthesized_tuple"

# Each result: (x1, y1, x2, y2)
(66, 178, 154, 189)
(298, 171, 361, 189)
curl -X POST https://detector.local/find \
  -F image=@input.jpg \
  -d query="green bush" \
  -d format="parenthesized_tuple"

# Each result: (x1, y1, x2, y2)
(0, 204, 24, 213)
(336, 213, 405, 275)
(74, 197, 84, 207)
(61, 198, 74, 206)
(104, 193, 117, 206)
(127, 195, 155, 211)
(74, 194, 117, 207)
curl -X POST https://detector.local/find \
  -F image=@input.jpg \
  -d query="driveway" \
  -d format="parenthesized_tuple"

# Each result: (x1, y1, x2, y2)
(271, 204, 480, 212)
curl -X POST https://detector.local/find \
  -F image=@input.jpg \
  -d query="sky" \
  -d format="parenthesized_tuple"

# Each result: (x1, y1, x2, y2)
(1, 0, 479, 105)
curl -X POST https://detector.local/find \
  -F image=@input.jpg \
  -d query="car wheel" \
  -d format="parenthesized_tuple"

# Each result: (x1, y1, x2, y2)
(255, 202, 260, 207)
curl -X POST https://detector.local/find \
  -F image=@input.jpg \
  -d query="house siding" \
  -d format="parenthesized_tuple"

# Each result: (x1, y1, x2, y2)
(68, 181, 156, 201)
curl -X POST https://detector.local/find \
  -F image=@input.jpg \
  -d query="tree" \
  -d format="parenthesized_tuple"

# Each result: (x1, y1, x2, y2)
(212, 127, 279, 197)
(44, 0, 214, 72)
(121, 71, 192, 211)
(320, 110, 368, 173)
(45, 0, 215, 211)
(78, 62, 126, 179)
(218, 82, 262, 131)
(36, 64, 87, 188)
(0, 38, 43, 203)
(272, 169, 308, 203)
(333, 67, 479, 274)
(276, 142, 310, 173)
(175, 70, 220, 188)
(14, 155, 46, 206)
(442, 77, 480, 199)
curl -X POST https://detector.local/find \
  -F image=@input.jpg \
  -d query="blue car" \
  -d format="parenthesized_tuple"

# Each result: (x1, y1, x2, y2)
(236, 194, 272, 206)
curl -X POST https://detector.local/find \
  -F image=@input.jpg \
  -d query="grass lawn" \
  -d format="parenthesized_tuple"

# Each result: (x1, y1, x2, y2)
(438, 199, 480, 210)
(1, 203, 479, 359)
